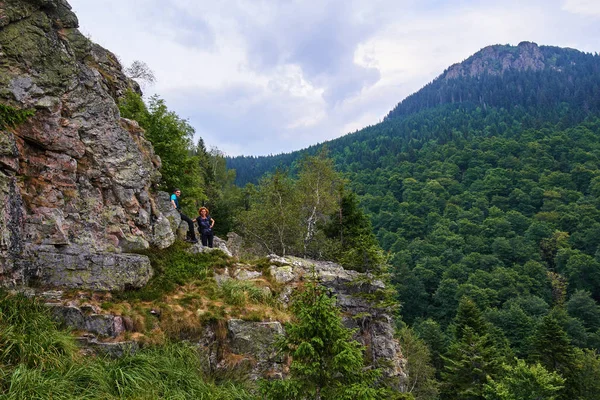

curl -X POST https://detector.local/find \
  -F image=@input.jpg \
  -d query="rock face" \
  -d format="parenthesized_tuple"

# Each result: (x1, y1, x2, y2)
(444, 41, 562, 80)
(267, 255, 407, 383)
(0, 0, 175, 288)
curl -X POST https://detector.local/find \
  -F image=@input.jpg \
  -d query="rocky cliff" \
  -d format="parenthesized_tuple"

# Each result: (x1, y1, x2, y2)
(0, 0, 176, 289)
(45, 252, 406, 386)
(443, 41, 578, 80)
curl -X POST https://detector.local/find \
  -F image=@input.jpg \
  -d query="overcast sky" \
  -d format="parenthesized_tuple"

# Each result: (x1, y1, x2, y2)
(68, 0, 600, 156)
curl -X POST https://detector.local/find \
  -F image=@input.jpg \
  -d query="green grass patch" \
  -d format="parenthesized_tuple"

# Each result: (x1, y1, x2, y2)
(0, 291, 257, 399)
(115, 242, 230, 301)
(220, 280, 272, 307)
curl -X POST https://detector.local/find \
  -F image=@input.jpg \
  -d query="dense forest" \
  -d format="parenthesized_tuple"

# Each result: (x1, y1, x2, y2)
(227, 43, 600, 186)
(225, 44, 600, 398)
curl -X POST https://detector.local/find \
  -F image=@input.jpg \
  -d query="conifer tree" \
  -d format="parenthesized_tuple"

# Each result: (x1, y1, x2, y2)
(260, 282, 404, 400)
(441, 298, 501, 400)
(530, 313, 579, 399)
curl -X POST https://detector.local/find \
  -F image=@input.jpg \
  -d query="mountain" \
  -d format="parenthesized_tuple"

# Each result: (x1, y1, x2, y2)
(385, 41, 600, 120)
(227, 43, 600, 389)
(227, 42, 600, 186)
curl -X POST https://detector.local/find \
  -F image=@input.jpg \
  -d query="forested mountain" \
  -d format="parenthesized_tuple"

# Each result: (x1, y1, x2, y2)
(227, 42, 600, 186)
(226, 42, 600, 398)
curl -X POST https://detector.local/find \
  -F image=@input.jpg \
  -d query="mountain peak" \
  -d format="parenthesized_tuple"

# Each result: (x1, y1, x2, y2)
(443, 41, 548, 80)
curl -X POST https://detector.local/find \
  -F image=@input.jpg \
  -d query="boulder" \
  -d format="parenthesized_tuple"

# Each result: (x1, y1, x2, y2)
(27, 247, 152, 291)
(227, 319, 285, 378)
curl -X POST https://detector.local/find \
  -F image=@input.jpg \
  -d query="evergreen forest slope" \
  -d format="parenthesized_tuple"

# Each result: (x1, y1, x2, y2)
(227, 42, 600, 397)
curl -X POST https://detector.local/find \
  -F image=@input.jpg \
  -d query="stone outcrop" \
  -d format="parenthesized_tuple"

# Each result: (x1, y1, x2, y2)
(267, 255, 406, 383)
(444, 41, 566, 80)
(0, 0, 175, 288)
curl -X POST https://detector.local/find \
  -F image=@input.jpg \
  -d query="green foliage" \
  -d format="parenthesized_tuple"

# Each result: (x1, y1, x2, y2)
(238, 169, 301, 256)
(0, 292, 255, 399)
(0, 292, 76, 371)
(0, 104, 34, 129)
(483, 358, 564, 400)
(220, 279, 271, 306)
(260, 282, 397, 400)
(397, 327, 439, 399)
(441, 298, 501, 400)
(324, 191, 386, 273)
(238, 153, 387, 273)
(115, 241, 228, 301)
(119, 91, 243, 218)
(226, 46, 600, 394)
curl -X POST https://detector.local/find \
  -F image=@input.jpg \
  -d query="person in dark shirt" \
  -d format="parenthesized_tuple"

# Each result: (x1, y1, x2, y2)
(196, 207, 215, 248)
(170, 188, 197, 243)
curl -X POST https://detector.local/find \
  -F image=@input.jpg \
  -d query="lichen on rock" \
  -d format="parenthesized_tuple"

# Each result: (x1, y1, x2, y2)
(0, 0, 170, 288)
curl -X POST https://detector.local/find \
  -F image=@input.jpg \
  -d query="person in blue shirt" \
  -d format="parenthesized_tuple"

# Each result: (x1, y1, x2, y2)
(170, 188, 197, 243)
(196, 207, 215, 248)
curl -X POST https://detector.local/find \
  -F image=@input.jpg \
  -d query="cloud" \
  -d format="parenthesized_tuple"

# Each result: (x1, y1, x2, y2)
(68, 0, 600, 156)
(563, 0, 600, 16)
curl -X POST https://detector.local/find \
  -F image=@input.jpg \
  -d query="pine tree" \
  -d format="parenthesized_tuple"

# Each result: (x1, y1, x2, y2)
(260, 282, 403, 400)
(529, 313, 578, 399)
(441, 298, 501, 400)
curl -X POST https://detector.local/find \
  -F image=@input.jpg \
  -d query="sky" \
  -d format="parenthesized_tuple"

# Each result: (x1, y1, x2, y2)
(68, 0, 600, 157)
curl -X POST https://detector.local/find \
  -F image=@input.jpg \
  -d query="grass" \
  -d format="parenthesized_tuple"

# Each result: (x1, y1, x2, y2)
(0, 291, 257, 399)
(220, 280, 272, 307)
(115, 242, 231, 302)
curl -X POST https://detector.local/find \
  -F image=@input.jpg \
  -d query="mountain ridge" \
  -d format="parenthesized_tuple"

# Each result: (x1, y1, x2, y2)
(227, 42, 600, 186)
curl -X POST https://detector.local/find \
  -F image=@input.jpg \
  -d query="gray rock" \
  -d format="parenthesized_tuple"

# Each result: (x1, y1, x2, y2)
(82, 338, 139, 358)
(49, 305, 85, 330)
(227, 319, 285, 378)
(85, 314, 125, 337)
(149, 214, 176, 249)
(0, 0, 171, 285)
(235, 269, 262, 280)
(269, 265, 295, 283)
(26, 248, 153, 291)
(49, 305, 125, 338)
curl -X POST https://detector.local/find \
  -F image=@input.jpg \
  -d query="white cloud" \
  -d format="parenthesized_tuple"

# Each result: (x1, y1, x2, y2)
(68, 0, 600, 156)
(563, 0, 600, 16)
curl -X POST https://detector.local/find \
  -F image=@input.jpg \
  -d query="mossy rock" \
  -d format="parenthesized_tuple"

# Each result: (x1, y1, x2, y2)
(0, 11, 78, 90)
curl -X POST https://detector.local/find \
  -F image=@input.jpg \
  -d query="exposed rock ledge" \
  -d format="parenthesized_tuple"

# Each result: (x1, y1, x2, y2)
(45, 253, 407, 386)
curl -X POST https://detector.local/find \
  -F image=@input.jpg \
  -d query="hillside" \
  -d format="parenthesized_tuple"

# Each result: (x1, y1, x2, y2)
(227, 42, 600, 186)
(226, 42, 600, 398)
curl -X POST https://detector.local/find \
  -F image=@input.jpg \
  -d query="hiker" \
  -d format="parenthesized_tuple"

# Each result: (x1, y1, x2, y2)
(196, 207, 215, 248)
(170, 188, 198, 243)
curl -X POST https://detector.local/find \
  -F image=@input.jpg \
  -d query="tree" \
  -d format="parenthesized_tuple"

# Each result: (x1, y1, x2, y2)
(323, 191, 386, 273)
(238, 169, 300, 256)
(124, 60, 156, 86)
(297, 150, 342, 257)
(441, 298, 501, 400)
(530, 313, 579, 399)
(397, 326, 439, 399)
(260, 282, 401, 400)
(119, 91, 205, 213)
(483, 358, 564, 400)
(566, 290, 600, 331)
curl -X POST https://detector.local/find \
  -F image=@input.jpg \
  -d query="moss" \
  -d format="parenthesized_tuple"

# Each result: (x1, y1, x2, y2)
(62, 28, 92, 60)
(0, 104, 35, 129)
(0, 11, 78, 90)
